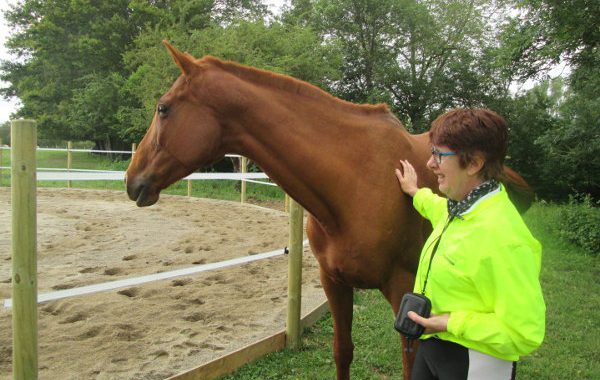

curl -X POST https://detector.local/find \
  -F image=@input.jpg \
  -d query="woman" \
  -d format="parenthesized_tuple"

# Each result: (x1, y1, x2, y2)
(395, 108, 545, 380)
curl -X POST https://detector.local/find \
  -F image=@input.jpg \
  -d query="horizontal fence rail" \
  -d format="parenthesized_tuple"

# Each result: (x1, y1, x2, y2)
(3, 240, 309, 308)
(36, 170, 274, 182)
(0, 168, 276, 184)
(0, 146, 274, 186)
(0, 145, 242, 158)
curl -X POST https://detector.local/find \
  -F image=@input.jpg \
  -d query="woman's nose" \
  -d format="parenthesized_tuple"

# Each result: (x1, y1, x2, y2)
(427, 155, 437, 169)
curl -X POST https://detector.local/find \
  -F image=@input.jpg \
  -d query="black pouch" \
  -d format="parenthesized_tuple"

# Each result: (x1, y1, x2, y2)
(394, 292, 431, 339)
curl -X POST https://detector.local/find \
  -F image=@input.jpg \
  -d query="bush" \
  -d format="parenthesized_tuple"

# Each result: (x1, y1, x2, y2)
(555, 194, 600, 256)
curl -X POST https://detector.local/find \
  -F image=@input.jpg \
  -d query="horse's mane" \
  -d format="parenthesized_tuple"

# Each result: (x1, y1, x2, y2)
(199, 55, 391, 116)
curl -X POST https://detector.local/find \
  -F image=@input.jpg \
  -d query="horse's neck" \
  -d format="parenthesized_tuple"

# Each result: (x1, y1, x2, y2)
(219, 82, 413, 232)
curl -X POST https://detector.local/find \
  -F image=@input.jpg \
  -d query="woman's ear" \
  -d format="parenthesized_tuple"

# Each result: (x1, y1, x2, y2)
(467, 153, 485, 177)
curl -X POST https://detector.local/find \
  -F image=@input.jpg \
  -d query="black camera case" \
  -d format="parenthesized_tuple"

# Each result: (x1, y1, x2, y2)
(394, 292, 431, 339)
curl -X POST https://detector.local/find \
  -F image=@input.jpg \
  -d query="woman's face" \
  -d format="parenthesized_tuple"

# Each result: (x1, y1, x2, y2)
(427, 144, 483, 201)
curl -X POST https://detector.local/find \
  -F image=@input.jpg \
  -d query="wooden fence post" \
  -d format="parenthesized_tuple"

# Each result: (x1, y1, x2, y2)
(286, 197, 304, 349)
(240, 156, 247, 204)
(67, 141, 72, 189)
(11, 119, 38, 380)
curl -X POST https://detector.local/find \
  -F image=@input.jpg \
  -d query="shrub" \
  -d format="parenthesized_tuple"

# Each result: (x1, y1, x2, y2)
(556, 194, 600, 256)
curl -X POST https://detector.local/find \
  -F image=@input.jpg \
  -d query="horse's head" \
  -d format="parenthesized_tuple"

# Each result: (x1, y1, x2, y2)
(126, 41, 224, 206)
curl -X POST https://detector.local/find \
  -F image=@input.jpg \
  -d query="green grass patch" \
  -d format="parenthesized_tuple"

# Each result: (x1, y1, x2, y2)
(219, 290, 404, 380)
(36, 150, 128, 170)
(219, 203, 600, 380)
(516, 203, 600, 379)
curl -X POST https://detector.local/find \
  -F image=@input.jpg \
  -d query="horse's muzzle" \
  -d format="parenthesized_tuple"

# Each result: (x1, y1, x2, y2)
(126, 176, 159, 207)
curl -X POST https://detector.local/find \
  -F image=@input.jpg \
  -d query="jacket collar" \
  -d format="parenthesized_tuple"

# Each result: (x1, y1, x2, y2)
(447, 179, 501, 219)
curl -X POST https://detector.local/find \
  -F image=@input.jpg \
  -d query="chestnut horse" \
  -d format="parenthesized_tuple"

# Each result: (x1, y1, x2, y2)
(126, 41, 532, 380)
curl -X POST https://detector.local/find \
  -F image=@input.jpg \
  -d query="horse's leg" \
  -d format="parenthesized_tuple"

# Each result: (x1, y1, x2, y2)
(401, 335, 419, 380)
(382, 267, 418, 380)
(321, 270, 354, 380)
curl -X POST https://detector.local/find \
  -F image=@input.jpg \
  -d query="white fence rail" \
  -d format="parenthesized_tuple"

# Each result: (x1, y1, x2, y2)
(0, 145, 277, 186)
(1, 145, 242, 158)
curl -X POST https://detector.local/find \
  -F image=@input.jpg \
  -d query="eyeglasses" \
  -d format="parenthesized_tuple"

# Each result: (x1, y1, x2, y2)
(431, 146, 457, 165)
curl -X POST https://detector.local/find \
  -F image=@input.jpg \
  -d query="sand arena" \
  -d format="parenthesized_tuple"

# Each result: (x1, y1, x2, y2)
(0, 188, 325, 380)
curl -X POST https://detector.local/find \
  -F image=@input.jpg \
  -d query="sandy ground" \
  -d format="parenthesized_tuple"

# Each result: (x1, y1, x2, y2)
(0, 188, 326, 380)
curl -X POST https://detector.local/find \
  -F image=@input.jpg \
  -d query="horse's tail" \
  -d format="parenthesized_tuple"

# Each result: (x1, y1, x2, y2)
(500, 166, 535, 214)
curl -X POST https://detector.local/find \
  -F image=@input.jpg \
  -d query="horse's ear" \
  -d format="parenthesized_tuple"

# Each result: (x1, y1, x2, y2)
(163, 39, 197, 76)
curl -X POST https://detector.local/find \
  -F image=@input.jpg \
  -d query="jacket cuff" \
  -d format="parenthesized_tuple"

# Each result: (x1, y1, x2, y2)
(413, 187, 432, 209)
(447, 311, 468, 338)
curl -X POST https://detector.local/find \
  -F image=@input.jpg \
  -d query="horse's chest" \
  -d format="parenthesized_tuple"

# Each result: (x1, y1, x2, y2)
(314, 246, 385, 288)
(306, 216, 393, 288)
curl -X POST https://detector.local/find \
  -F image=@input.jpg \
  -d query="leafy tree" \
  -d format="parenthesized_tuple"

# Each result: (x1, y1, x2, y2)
(67, 73, 125, 151)
(1, 0, 270, 148)
(118, 19, 340, 141)
(295, 0, 514, 131)
(502, 79, 564, 198)
(501, 76, 599, 200)
(0, 121, 9, 145)
(498, 0, 600, 199)
(540, 87, 600, 199)
(280, 0, 316, 27)
(498, 0, 600, 83)
(1, 0, 138, 148)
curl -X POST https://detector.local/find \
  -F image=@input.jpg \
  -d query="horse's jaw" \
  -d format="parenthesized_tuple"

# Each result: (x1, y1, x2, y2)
(126, 144, 196, 207)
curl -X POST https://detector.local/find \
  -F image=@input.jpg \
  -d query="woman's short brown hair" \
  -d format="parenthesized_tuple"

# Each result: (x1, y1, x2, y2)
(429, 108, 508, 180)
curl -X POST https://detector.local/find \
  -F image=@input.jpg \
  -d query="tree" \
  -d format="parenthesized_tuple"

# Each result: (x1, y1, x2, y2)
(296, 0, 514, 131)
(502, 79, 564, 198)
(0, 0, 270, 148)
(498, 0, 599, 83)
(539, 83, 600, 198)
(67, 73, 125, 151)
(1, 0, 138, 147)
(498, 0, 600, 199)
(118, 19, 340, 142)
(0, 121, 9, 145)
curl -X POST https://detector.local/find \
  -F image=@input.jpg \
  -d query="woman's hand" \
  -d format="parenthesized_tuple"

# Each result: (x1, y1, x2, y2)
(395, 160, 419, 197)
(407, 311, 449, 334)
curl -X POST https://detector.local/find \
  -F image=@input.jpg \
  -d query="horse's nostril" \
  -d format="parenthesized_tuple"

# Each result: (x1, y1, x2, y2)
(126, 181, 140, 202)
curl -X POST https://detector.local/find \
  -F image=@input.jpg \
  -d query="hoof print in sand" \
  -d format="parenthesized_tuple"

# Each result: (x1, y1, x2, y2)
(117, 287, 140, 298)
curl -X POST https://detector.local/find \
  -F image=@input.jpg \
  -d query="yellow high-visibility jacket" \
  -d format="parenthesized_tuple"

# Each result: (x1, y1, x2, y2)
(412, 186, 545, 361)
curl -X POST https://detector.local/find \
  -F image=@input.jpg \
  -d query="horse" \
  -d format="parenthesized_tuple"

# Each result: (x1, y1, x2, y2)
(125, 41, 533, 380)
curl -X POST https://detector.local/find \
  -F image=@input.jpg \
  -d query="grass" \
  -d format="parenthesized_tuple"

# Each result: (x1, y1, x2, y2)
(217, 203, 600, 380)
(219, 290, 404, 380)
(518, 204, 600, 379)
(1, 147, 598, 379)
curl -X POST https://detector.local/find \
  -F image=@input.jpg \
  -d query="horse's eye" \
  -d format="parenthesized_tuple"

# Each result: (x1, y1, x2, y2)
(157, 104, 169, 117)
